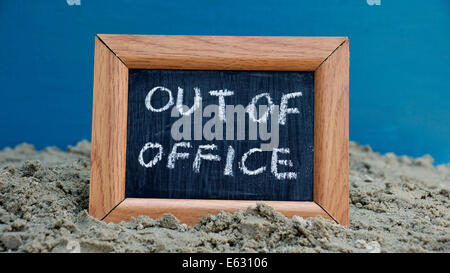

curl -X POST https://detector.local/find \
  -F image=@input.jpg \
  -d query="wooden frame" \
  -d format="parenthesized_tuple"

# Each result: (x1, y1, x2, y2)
(89, 35, 349, 226)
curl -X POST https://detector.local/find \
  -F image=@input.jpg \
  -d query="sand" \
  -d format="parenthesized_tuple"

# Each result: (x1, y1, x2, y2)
(0, 140, 448, 253)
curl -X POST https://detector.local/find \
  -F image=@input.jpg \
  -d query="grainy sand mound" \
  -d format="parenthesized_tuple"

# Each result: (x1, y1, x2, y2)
(0, 141, 448, 253)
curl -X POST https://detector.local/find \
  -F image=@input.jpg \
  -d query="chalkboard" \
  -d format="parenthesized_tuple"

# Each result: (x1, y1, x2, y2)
(125, 69, 314, 201)
(90, 35, 349, 225)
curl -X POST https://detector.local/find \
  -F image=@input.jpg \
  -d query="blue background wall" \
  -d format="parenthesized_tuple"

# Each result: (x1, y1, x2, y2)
(0, 0, 449, 164)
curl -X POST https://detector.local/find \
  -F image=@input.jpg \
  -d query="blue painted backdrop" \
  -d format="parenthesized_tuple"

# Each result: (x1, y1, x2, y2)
(0, 0, 449, 164)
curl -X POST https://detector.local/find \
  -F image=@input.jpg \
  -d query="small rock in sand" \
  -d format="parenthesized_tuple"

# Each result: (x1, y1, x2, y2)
(364, 175, 374, 183)
(399, 155, 413, 165)
(366, 241, 381, 253)
(158, 214, 179, 230)
(67, 140, 91, 157)
(414, 154, 434, 168)
(12, 219, 26, 231)
(1, 233, 22, 250)
(21, 160, 42, 177)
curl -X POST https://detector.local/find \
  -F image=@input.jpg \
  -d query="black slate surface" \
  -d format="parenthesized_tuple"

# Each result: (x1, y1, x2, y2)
(125, 69, 314, 201)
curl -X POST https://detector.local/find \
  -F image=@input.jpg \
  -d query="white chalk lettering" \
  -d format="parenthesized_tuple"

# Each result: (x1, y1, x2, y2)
(224, 145, 235, 176)
(176, 87, 202, 116)
(239, 148, 266, 175)
(279, 92, 302, 125)
(145, 86, 174, 112)
(246, 93, 275, 123)
(139, 85, 305, 182)
(138, 142, 163, 168)
(271, 148, 297, 180)
(167, 142, 192, 169)
(193, 144, 221, 173)
(209, 89, 234, 122)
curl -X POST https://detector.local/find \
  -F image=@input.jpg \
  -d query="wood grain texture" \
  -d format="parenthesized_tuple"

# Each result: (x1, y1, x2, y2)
(103, 198, 332, 225)
(89, 37, 128, 219)
(97, 35, 347, 71)
(313, 39, 349, 226)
